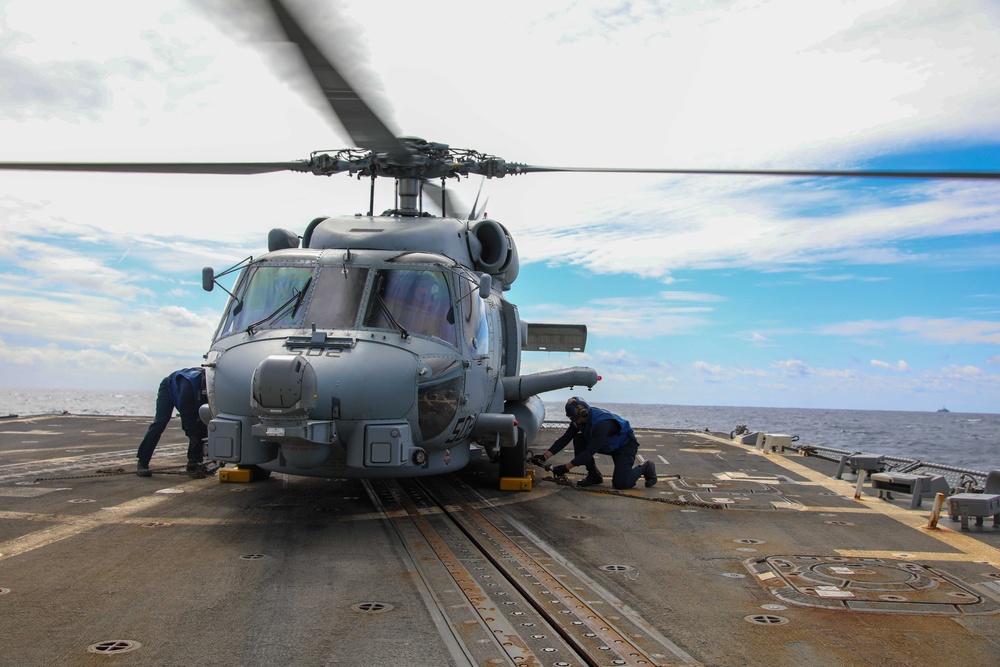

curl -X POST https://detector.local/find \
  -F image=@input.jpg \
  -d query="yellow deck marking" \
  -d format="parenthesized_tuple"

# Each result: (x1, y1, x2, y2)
(0, 511, 49, 521)
(834, 550, 996, 562)
(703, 433, 1000, 566)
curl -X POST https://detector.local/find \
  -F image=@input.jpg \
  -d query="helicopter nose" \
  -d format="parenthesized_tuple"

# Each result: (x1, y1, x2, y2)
(251, 355, 317, 416)
(250, 355, 330, 469)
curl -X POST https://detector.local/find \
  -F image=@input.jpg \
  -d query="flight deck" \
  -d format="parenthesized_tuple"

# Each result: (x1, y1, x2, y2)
(1, 415, 998, 666)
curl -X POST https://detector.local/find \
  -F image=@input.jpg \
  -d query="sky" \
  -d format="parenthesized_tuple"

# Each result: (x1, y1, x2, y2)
(1, 0, 999, 413)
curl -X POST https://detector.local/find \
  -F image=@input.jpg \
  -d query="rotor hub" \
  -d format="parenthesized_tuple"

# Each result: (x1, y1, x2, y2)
(305, 138, 516, 181)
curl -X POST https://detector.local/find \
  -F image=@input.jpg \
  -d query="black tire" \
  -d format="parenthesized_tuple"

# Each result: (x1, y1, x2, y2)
(498, 429, 527, 478)
(247, 465, 272, 481)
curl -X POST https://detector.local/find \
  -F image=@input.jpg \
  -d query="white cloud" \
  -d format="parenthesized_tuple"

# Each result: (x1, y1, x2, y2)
(940, 364, 984, 379)
(693, 361, 724, 377)
(592, 349, 653, 368)
(659, 291, 726, 303)
(748, 332, 769, 345)
(159, 305, 214, 328)
(821, 317, 1000, 345)
(521, 296, 713, 339)
(871, 359, 910, 372)
(1, 0, 999, 411)
(3, 0, 1000, 282)
(599, 372, 650, 385)
(0, 335, 173, 389)
(773, 359, 810, 377)
(806, 274, 891, 283)
(0, 283, 215, 361)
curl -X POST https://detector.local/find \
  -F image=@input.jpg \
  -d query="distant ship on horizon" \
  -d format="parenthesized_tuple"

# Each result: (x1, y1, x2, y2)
(937, 406, 950, 413)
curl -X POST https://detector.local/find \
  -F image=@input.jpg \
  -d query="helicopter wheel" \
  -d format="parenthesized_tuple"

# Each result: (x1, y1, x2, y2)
(498, 428, 527, 479)
(244, 464, 272, 481)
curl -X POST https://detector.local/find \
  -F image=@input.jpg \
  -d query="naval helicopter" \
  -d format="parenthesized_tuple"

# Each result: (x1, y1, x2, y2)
(3, 0, 1000, 483)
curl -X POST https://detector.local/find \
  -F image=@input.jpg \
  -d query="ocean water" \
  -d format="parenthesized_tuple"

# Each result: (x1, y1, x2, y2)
(549, 402, 999, 474)
(1, 389, 995, 473)
(0, 388, 157, 419)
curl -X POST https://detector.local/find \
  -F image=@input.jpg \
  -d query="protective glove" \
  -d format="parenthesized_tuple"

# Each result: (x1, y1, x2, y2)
(551, 464, 569, 477)
(529, 454, 548, 467)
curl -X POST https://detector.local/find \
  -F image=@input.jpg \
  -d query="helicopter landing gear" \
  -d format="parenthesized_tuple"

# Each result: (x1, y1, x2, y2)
(498, 428, 527, 478)
(498, 429, 533, 491)
(246, 465, 272, 481)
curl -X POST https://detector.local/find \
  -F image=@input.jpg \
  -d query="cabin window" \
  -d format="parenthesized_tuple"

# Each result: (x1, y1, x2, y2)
(304, 266, 369, 329)
(218, 265, 313, 337)
(364, 269, 457, 346)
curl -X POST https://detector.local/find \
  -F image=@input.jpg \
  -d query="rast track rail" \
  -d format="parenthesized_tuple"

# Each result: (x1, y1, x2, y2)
(364, 475, 700, 667)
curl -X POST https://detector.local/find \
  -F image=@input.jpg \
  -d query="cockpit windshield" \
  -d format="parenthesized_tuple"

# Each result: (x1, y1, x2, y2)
(215, 263, 454, 344)
(219, 265, 312, 337)
(216, 264, 368, 339)
(364, 269, 457, 346)
(305, 266, 369, 328)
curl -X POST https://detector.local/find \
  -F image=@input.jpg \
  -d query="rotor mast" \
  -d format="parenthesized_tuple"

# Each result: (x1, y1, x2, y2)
(397, 177, 421, 216)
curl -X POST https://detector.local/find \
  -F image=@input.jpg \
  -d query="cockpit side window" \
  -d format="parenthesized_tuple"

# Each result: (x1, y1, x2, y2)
(364, 269, 457, 346)
(463, 276, 490, 357)
(217, 265, 313, 338)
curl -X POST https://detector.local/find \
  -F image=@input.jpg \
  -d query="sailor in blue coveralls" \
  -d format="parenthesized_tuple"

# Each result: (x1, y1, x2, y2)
(534, 397, 656, 489)
(136, 368, 208, 476)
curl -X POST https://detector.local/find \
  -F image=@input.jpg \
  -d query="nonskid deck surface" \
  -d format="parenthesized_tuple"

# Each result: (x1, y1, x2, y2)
(0, 416, 998, 666)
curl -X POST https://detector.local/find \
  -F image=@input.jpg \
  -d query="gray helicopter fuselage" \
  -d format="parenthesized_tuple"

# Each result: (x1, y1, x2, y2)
(202, 214, 524, 478)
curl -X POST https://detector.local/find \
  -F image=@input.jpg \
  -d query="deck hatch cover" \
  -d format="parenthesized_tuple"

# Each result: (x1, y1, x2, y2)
(87, 640, 142, 655)
(745, 555, 1000, 615)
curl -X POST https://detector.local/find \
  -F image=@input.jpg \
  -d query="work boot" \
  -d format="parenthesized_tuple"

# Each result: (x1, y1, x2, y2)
(576, 472, 604, 487)
(642, 460, 657, 487)
(136, 461, 152, 477)
(186, 460, 201, 472)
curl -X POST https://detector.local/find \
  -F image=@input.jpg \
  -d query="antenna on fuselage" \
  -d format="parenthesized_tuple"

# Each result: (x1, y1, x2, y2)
(368, 175, 376, 217)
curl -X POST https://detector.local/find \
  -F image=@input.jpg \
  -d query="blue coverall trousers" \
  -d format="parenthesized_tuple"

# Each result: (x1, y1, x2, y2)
(572, 434, 643, 489)
(136, 377, 204, 465)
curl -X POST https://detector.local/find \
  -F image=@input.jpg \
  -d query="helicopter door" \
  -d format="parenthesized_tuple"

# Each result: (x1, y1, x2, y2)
(499, 298, 520, 377)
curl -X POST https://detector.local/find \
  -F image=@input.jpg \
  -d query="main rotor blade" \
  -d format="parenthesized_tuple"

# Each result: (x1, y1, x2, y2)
(266, 0, 411, 161)
(421, 181, 466, 218)
(0, 161, 309, 175)
(514, 165, 1000, 180)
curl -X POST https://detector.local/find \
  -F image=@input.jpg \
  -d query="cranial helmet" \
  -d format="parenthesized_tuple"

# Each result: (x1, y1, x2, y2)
(565, 397, 590, 422)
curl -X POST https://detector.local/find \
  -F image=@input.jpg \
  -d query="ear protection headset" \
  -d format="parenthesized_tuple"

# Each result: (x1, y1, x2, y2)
(565, 397, 590, 422)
